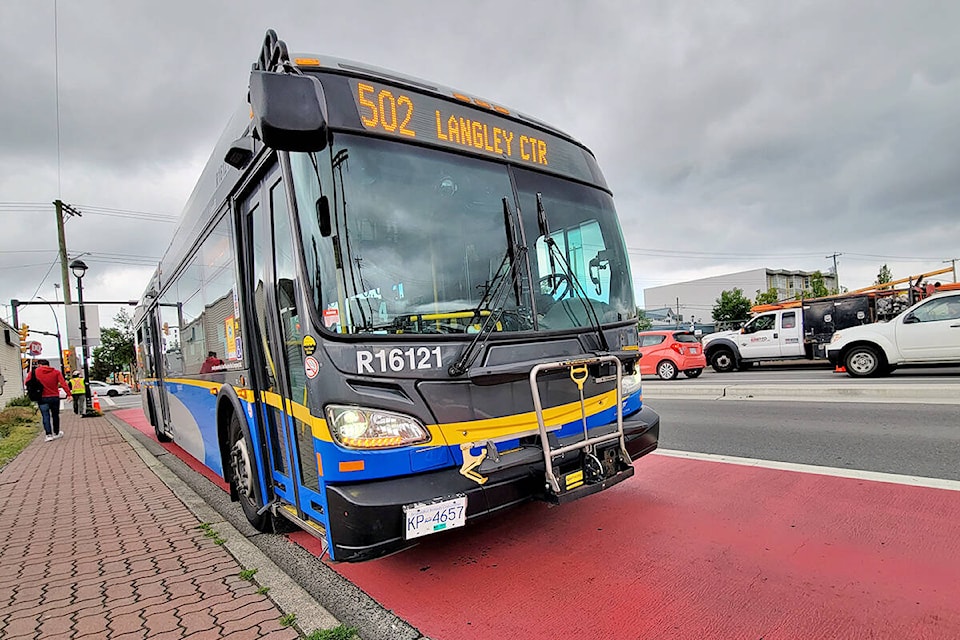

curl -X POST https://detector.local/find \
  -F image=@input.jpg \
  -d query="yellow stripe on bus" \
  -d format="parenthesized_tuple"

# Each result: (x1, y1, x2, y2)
(158, 380, 620, 448)
(430, 389, 620, 446)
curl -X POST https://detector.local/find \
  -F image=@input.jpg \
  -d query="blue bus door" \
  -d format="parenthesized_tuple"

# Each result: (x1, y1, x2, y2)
(241, 165, 326, 532)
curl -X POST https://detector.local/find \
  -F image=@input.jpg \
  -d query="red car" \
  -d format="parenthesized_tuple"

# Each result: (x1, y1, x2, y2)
(638, 330, 706, 380)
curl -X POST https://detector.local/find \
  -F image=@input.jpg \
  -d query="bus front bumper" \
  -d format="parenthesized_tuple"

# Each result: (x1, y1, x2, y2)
(325, 405, 660, 562)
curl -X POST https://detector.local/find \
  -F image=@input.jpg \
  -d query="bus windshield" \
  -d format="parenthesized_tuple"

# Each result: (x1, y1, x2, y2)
(291, 133, 635, 335)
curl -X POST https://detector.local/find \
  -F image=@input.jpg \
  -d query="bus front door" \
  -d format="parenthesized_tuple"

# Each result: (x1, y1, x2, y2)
(241, 166, 326, 532)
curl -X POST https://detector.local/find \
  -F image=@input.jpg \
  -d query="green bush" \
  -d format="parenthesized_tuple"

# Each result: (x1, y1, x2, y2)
(5, 394, 35, 408)
(0, 406, 38, 438)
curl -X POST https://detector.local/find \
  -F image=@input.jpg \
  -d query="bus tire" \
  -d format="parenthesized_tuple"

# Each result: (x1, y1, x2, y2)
(228, 412, 270, 532)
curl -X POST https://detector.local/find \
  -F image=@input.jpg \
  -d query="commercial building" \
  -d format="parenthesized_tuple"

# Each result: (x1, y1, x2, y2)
(0, 318, 25, 407)
(643, 268, 838, 328)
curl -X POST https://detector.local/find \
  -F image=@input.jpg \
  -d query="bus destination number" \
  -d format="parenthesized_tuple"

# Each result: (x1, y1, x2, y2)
(356, 346, 442, 374)
(357, 83, 416, 138)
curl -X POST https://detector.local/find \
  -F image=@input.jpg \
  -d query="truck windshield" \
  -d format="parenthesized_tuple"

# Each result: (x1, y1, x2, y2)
(291, 134, 635, 335)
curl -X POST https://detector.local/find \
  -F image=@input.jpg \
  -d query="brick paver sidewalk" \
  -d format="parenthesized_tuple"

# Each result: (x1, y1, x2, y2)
(0, 408, 301, 639)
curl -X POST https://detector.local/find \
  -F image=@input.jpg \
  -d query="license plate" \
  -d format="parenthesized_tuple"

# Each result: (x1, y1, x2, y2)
(690, 347, 699, 354)
(403, 494, 467, 540)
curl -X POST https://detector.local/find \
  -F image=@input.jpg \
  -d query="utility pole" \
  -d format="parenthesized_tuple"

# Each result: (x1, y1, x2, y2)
(826, 252, 842, 290)
(54, 200, 83, 305)
(944, 258, 958, 283)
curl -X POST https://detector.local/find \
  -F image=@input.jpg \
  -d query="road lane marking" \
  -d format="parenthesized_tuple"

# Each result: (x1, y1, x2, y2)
(654, 448, 960, 492)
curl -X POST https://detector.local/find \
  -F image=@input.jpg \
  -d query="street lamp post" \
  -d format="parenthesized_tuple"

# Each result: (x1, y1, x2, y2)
(70, 259, 97, 417)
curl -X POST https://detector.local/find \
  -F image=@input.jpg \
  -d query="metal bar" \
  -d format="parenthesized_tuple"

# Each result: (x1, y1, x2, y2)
(529, 355, 625, 495)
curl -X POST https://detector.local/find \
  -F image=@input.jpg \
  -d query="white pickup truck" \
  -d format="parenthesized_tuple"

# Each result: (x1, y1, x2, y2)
(700, 293, 907, 373)
(826, 291, 960, 377)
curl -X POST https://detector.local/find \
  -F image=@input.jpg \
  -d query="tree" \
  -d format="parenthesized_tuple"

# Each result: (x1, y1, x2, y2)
(755, 287, 779, 305)
(875, 264, 893, 285)
(809, 270, 831, 297)
(712, 288, 752, 329)
(91, 310, 135, 381)
(796, 270, 835, 299)
(636, 308, 652, 331)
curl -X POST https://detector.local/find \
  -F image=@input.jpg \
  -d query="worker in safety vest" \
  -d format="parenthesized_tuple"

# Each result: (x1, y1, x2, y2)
(69, 371, 86, 415)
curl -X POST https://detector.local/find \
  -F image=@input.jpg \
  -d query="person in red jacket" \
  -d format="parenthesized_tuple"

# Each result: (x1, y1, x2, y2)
(25, 359, 72, 442)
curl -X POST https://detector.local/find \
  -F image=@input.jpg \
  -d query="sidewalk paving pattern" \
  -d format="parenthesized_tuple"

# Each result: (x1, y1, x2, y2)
(0, 409, 301, 640)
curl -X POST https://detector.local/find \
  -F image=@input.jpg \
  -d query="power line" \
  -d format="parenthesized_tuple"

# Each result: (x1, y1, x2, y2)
(29, 257, 61, 302)
(1, 262, 67, 270)
(0, 201, 178, 221)
(627, 247, 826, 259)
(75, 203, 177, 217)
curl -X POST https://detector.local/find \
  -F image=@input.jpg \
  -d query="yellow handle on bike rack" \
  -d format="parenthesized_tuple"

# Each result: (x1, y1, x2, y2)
(569, 364, 588, 390)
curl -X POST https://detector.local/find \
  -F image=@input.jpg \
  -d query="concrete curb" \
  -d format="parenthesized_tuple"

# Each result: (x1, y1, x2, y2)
(643, 383, 960, 404)
(107, 414, 342, 637)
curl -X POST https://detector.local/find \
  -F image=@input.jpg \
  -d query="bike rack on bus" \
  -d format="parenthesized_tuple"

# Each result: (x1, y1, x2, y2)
(529, 355, 631, 498)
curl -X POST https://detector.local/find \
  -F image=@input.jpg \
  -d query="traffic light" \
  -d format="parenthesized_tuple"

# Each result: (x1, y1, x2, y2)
(18, 324, 29, 355)
(62, 349, 76, 373)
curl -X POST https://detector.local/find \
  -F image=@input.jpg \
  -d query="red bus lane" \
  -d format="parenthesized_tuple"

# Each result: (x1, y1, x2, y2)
(117, 409, 960, 639)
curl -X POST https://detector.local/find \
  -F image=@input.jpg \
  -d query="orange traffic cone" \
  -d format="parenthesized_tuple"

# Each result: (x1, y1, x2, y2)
(834, 365, 846, 373)
(92, 391, 101, 412)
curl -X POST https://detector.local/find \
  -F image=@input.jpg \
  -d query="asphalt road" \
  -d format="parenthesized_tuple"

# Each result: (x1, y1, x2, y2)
(647, 362, 960, 385)
(649, 398, 960, 481)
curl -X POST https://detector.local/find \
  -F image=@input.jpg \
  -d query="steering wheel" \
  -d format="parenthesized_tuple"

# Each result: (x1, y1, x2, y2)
(538, 273, 573, 299)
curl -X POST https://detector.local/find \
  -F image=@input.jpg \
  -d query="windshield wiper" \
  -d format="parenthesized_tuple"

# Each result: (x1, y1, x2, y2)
(536, 192, 610, 351)
(448, 197, 528, 376)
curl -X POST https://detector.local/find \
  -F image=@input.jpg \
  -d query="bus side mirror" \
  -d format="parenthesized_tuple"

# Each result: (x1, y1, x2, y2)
(249, 70, 329, 152)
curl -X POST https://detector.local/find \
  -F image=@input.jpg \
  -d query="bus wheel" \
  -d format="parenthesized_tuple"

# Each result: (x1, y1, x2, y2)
(229, 413, 270, 531)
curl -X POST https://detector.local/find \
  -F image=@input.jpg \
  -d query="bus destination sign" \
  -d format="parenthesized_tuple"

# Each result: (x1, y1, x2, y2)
(347, 78, 598, 184)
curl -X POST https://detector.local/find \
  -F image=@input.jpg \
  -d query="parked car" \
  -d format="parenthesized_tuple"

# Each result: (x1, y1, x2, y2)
(638, 330, 706, 380)
(827, 291, 960, 377)
(89, 380, 132, 397)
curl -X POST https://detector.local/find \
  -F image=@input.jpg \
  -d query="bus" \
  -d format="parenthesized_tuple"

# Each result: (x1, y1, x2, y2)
(134, 30, 660, 562)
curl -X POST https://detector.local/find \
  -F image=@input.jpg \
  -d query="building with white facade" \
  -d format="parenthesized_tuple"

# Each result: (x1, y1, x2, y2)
(0, 318, 25, 407)
(643, 268, 838, 327)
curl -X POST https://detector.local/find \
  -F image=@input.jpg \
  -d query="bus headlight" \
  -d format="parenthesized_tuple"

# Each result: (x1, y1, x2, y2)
(620, 373, 642, 397)
(325, 405, 430, 449)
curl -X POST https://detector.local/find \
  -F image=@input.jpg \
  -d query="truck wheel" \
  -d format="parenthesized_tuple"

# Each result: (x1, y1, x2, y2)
(657, 360, 678, 380)
(684, 369, 702, 378)
(710, 349, 736, 373)
(844, 345, 887, 378)
(228, 413, 270, 532)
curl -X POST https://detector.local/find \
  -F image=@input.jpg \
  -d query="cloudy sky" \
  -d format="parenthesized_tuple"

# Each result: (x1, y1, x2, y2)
(2, 0, 958, 355)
